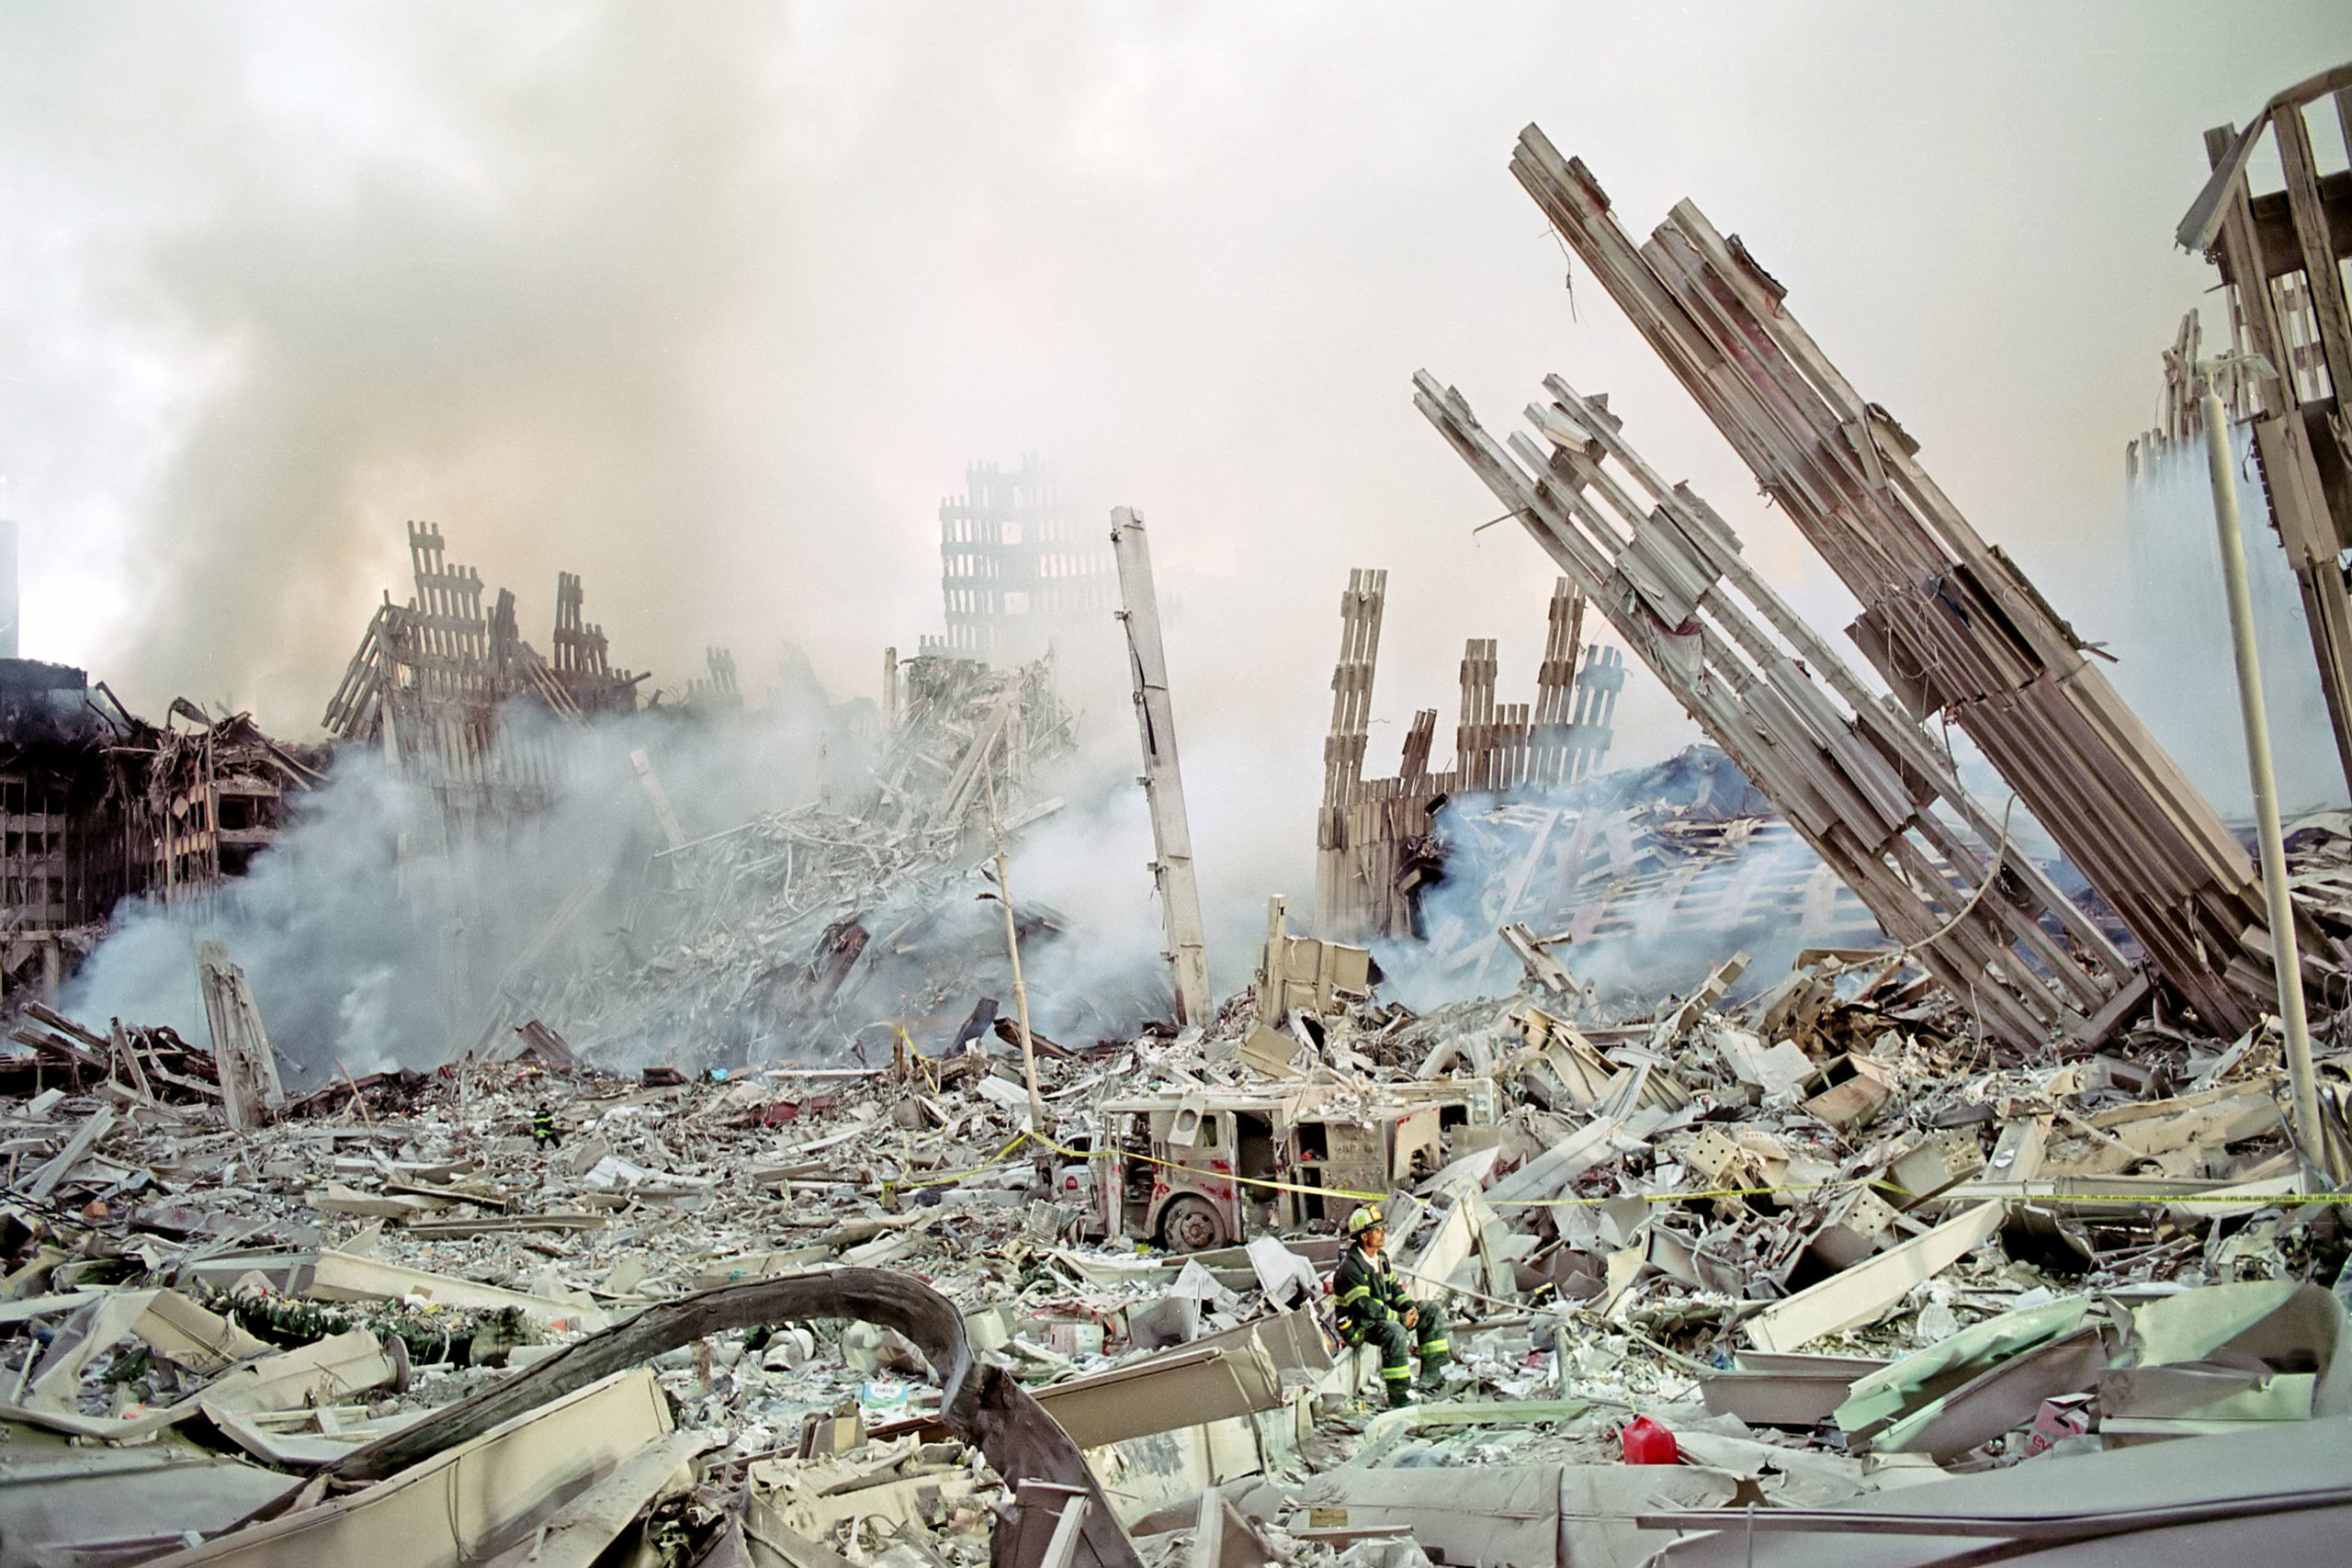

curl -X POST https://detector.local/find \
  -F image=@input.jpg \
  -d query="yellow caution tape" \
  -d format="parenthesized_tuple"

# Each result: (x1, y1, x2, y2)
(1018, 1128, 1390, 1202)
(879, 1127, 1387, 1204)
(875, 1123, 2348, 1213)
(877, 1132, 1035, 1196)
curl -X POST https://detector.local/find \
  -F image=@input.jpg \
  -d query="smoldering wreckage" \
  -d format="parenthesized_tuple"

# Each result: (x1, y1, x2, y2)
(6, 80, 2352, 1568)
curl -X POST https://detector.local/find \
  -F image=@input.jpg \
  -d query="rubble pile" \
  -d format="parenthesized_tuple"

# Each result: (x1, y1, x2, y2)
(0, 805, 2346, 1564)
(482, 651, 1103, 1069)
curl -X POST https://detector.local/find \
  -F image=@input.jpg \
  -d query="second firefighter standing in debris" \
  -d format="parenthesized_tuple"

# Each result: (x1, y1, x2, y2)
(532, 1102, 561, 1150)
(1331, 1203, 1452, 1406)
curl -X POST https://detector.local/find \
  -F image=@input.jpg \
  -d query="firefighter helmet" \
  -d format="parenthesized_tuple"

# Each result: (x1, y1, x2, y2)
(1346, 1203, 1385, 1236)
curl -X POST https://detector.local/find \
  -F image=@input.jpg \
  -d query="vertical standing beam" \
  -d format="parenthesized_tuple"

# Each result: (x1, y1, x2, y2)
(1110, 509, 1213, 1027)
(882, 646, 899, 732)
(1400, 709, 1437, 783)
(1533, 580, 1585, 787)
(2204, 383, 2328, 1178)
(1458, 639, 1498, 792)
(1317, 570, 1387, 935)
(629, 749, 687, 851)
(1256, 895, 1291, 1027)
(982, 762, 1045, 1130)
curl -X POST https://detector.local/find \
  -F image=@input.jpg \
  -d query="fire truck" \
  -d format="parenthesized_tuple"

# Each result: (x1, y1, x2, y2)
(1057, 1081, 1495, 1251)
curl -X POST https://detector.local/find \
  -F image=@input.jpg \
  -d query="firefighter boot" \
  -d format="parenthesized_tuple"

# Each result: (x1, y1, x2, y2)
(1412, 1302, 1454, 1391)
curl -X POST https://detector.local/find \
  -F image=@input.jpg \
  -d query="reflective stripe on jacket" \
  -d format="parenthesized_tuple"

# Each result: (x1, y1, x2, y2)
(1332, 1244, 1408, 1337)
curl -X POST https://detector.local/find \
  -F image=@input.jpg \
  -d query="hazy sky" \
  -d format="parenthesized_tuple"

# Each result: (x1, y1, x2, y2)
(6, 3, 2349, 897)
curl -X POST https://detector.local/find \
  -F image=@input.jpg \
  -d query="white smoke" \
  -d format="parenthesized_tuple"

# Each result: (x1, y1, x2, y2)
(2109, 424, 2345, 819)
(60, 678, 1193, 1083)
(1369, 750, 1887, 1016)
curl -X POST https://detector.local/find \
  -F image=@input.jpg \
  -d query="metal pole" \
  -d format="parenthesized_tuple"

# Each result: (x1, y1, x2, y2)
(2201, 384, 2325, 1177)
(982, 758, 1045, 1130)
(1109, 507, 1215, 1025)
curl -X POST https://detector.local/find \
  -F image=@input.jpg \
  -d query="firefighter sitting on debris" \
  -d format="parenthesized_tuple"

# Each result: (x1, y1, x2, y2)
(1330, 1202, 1452, 1406)
(532, 1102, 561, 1151)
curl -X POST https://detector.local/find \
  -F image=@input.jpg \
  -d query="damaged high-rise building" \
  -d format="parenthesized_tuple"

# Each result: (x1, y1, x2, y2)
(934, 456, 1118, 667)
(0, 659, 319, 1006)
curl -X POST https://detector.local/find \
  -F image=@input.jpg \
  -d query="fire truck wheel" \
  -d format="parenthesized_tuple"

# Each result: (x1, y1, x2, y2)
(1156, 1195, 1225, 1252)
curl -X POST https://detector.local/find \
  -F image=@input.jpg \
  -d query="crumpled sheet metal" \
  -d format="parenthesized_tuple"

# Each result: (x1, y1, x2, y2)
(1838, 1281, 2352, 1461)
(274, 1268, 1137, 1568)
(1645, 1414, 2352, 1567)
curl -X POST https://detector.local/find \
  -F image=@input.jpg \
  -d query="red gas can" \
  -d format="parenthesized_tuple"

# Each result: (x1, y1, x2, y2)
(1620, 1416, 1679, 1464)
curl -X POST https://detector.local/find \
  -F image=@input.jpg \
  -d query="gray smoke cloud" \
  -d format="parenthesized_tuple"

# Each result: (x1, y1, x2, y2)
(1368, 753, 1884, 1018)
(4, 5, 790, 726)
(62, 682, 1186, 1080)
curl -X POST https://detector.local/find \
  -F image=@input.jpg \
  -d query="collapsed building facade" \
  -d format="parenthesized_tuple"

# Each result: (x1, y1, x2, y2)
(321, 521, 645, 828)
(4, 66, 2352, 1568)
(0, 658, 318, 1009)
(1418, 124, 2350, 1056)
(1315, 573, 1624, 942)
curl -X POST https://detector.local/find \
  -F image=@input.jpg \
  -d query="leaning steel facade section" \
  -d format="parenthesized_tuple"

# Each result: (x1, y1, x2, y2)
(1509, 126, 2308, 1034)
(1414, 370, 2136, 1052)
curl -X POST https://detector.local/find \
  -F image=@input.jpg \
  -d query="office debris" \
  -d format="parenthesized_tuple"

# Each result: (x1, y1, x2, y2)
(8, 810, 2352, 1562)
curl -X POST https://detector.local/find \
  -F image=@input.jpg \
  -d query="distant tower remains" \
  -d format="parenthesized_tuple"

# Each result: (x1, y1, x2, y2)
(935, 457, 1116, 666)
(0, 520, 17, 659)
